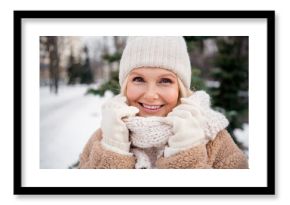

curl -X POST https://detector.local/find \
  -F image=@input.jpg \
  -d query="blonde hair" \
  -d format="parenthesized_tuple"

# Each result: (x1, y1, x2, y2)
(120, 76, 129, 96)
(177, 78, 193, 98)
(120, 76, 193, 102)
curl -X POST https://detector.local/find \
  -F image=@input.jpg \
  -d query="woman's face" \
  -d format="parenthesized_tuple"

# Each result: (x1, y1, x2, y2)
(126, 67, 179, 117)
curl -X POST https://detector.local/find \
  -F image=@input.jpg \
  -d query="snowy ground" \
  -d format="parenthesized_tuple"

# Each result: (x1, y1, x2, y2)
(234, 123, 249, 156)
(40, 85, 113, 169)
(40, 85, 248, 169)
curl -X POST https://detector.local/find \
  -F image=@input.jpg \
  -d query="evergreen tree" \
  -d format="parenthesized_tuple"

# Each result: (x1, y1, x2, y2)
(210, 37, 248, 144)
(80, 46, 94, 84)
(86, 37, 125, 96)
(183, 36, 208, 90)
(67, 45, 94, 85)
(86, 70, 120, 96)
(67, 47, 81, 85)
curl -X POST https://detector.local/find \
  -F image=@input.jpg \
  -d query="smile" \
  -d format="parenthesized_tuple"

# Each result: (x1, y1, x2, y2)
(139, 103, 164, 110)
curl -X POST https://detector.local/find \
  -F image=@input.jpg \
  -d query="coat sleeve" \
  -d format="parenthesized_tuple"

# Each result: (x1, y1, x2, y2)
(78, 129, 136, 169)
(155, 129, 248, 169)
(206, 130, 248, 169)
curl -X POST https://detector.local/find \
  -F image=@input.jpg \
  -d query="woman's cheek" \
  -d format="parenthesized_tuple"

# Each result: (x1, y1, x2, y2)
(126, 85, 143, 104)
(161, 87, 179, 105)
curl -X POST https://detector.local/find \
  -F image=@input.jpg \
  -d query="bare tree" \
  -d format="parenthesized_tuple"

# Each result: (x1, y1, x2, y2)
(47, 36, 59, 94)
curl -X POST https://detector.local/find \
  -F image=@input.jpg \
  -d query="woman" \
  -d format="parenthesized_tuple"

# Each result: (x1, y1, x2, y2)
(78, 36, 248, 169)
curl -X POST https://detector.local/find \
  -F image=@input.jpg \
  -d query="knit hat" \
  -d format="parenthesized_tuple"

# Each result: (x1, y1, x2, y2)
(119, 36, 192, 89)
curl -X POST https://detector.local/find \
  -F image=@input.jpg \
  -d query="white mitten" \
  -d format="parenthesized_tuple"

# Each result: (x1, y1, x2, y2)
(101, 94, 139, 155)
(181, 91, 229, 140)
(164, 102, 207, 157)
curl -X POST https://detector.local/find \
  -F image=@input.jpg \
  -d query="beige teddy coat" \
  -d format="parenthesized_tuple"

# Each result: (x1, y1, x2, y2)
(78, 128, 248, 169)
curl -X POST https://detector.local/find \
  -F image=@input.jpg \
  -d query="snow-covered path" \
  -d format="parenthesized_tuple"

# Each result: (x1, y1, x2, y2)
(40, 85, 113, 169)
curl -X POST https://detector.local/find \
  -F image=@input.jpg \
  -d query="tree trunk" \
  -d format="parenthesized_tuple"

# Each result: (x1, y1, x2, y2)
(47, 36, 59, 94)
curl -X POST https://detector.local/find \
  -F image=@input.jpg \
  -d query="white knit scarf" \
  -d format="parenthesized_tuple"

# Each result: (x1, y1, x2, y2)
(125, 91, 229, 169)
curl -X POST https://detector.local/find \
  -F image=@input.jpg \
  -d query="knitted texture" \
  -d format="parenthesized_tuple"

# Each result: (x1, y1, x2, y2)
(125, 116, 173, 169)
(119, 36, 192, 88)
(125, 116, 173, 148)
(184, 91, 229, 140)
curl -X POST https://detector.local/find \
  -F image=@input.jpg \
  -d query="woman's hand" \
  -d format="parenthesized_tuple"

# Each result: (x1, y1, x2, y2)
(101, 95, 139, 155)
(164, 98, 207, 157)
(181, 91, 229, 140)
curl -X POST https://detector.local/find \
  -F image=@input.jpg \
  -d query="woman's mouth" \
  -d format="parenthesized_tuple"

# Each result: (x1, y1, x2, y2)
(138, 103, 164, 112)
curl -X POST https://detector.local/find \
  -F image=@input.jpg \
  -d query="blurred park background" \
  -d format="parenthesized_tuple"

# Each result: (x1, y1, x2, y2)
(40, 36, 248, 169)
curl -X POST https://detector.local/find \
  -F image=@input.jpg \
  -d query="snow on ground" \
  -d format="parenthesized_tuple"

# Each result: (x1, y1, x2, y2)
(234, 123, 249, 156)
(40, 85, 113, 169)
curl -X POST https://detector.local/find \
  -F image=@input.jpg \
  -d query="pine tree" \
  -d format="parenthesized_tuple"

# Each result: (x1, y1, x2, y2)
(210, 37, 249, 144)
(80, 46, 94, 84)
(86, 37, 125, 96)
(67, 45, 94, 85)
(183, 36, 209, 90)
(67, 47, 81, 85)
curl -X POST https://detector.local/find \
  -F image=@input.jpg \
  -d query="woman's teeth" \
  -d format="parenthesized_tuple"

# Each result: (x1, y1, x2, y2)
(141, 103, 162, 110)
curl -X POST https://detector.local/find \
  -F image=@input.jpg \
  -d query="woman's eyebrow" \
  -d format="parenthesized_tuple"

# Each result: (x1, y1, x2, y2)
(159, 74, 177, 78)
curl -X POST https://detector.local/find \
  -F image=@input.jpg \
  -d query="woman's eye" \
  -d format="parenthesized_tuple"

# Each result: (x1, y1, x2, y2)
(159, 78, 173, 84)
(132, 77, 144, 82)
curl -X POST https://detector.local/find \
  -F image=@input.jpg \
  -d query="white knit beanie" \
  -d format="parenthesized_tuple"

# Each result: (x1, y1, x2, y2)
(119, 36, 192, 89)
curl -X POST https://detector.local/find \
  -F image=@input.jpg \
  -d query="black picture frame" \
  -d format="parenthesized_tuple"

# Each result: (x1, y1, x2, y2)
(14, 10, 275, 195)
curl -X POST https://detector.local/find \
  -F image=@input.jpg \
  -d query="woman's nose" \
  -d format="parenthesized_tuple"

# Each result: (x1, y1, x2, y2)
(144, 85, 159, 100)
